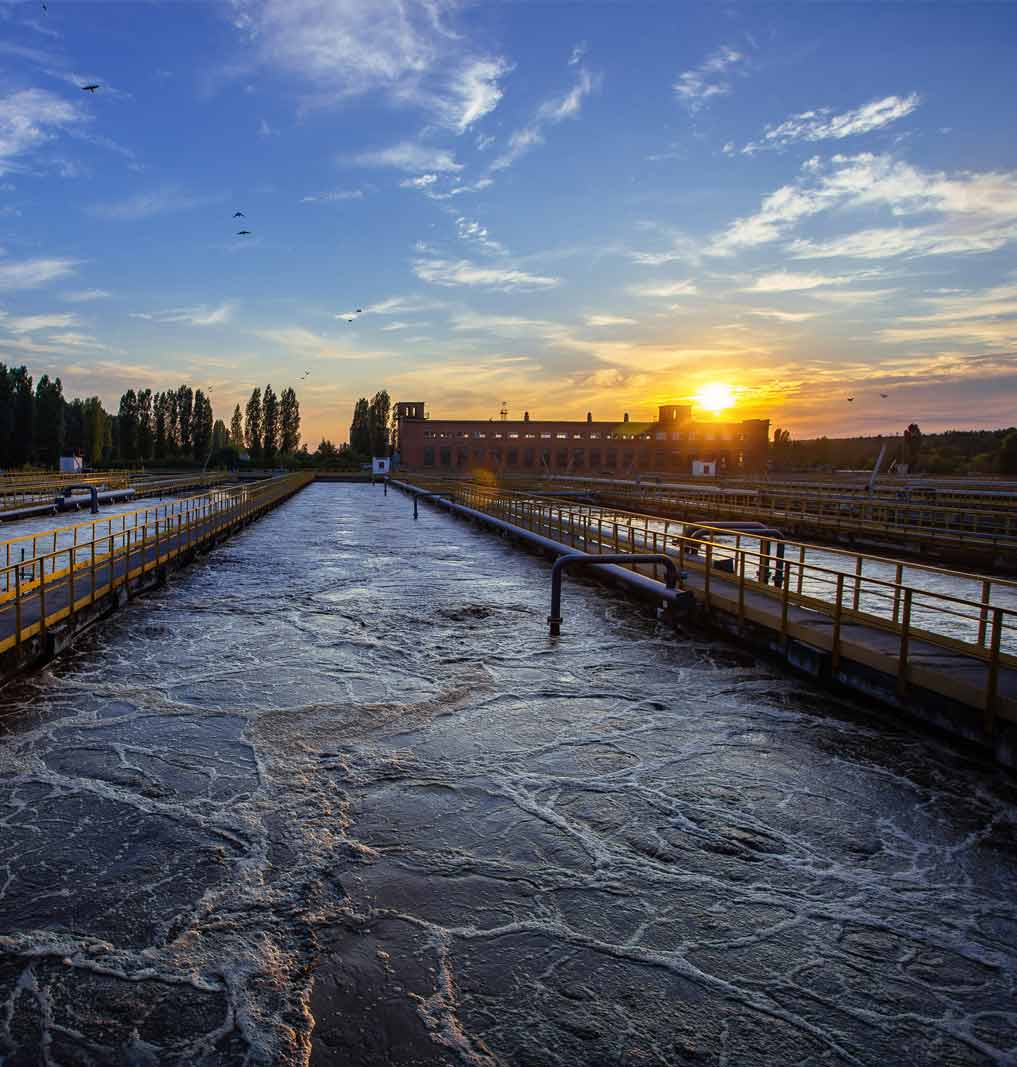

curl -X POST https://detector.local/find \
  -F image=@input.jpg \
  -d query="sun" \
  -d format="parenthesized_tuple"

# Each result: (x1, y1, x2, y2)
(693, 382, 736, 416)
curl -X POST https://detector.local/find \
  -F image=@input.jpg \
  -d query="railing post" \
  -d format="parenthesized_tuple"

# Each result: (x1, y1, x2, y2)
(897, 588, 913, 698)
(737, 550, 746, 621)
(852, 556, 863, 612)
(832, 573, 844, 672)
(39, 556, 47, 635)
(892, 562, 904, 624)
(984, 607, 1003, 735)
(781, 560, 791, 636)
(14, 567, 22, 650)
(704, 543, 712, 610)
(977, 579, 991, 647)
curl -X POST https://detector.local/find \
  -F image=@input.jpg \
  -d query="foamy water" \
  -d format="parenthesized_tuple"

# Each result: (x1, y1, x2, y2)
(1, 483, 1015, 1065)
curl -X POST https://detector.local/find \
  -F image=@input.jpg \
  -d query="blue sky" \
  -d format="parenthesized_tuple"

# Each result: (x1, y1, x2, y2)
(1, 1, 1016, 445)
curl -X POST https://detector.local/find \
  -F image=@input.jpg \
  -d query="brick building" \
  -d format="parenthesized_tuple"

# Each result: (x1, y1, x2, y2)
(394, 402, 769, 476)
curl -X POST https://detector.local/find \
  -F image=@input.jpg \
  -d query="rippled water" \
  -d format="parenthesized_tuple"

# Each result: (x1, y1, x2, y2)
(1, 483, 1016, 1065)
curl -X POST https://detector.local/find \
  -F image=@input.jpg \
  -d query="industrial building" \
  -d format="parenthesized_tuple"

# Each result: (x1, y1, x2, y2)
(393, 402, 770, 475)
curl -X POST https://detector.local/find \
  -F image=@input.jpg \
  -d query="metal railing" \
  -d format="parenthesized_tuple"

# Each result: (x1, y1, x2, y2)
(410, 478, 1016, 728)
(0, 473, 311, 656)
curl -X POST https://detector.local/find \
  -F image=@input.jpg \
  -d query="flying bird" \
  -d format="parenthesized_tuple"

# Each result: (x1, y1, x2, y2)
(300, 370, 310, 380)
(236, 229, 252, 236)
(81, 84, 101, 93)
(233, 211, 245, 218)
(346, 318, 354, 323)
(880, 393, 889, 398)
(355, 308, 363, 313)
(847, 397, 854, 402)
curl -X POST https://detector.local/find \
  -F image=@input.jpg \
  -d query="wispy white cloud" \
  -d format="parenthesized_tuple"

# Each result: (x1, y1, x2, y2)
(747, 308, 820, 322)
(586, 314, 638, 327)
(440, 57, 512, 133)
(300, 188, 364, 203)
(130, 303, 234, 326)
(258, 117, 278, 137)
(4, 312, 79, 333)
(0, 88, 85, 174)
(414, 257, 559, 291)
(628, 279, 698, 298)
(455, 216, 505, 254)
(742, 94, 920, 154)
(569, 42, 588, 67)
(673, 45, 745, 114)
(709, 153, 1017, 259)
(490, 67, 596, 172)
(0, 256, 79, 290)
(744, 271, 851, 292)
(355, 141, 462, 174)
(63, 288, 111, 302)
(363, 295, 444, 315)
(89, 185, 214, 220)
(400, 173, 437, 189)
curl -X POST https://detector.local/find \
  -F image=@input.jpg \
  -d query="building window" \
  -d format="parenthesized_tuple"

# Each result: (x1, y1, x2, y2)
(589, 432, 601, 440)
(655, 451, 666, 468)
(540, 432, 552, 439)
(473, 449, 484, 462)
(524, 432, 536, 439)
(655, 431, 666, 441)
(573, 433, 583, 439)
(457, 449, 468, 466)
(557, 450, 568, 467)
(540, 450, 551, 468)
(423, 447, 435, 466)
(494, 432, 504, 439)
(590, 450, 601, 468)
(623, 451, 634, 467)
(440, 447, 451, 466)
(572, 448, 585, 468)
(670, 431, 680, 442)
(508, 432, 519, 439)
(556, 432, 568, 439)
(489, 448, 501, 465)
(507, 448, 518, 465)
(456, 431, 468, 438)
(424, 431, 436, 439)
(473, 431, 486, 439)
(523, 448, 534, 466)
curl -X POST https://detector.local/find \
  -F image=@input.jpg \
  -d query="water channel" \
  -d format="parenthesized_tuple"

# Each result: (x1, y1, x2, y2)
(1, 483, 1016, 1064)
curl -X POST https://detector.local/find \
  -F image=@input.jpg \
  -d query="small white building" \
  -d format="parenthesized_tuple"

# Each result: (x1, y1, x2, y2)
(691, 459, 717, 477)
(372, 457, 391, 475)
(59, 455, 83, 474)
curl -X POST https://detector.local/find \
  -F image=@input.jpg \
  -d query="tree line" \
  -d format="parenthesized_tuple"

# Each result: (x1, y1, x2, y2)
(0, 361, 302, 470)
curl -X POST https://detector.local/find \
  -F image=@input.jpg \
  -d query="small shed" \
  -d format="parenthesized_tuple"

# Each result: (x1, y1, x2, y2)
(692, 459, 717, 477)
(372, 457, 391, 475)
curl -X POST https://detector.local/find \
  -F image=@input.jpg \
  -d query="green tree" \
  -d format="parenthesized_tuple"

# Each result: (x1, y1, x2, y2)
(10, 366, 34, 468)
(82, 397, 108, 467)
(902, 423, 923, 470)
(177, 385, 194, 456)
(279, 386, 300, 454)
(999, 431, 1017, 475)
(33, 375, 66, 466)
(368, 389, 391, 457)
(262, 384, 279, 463)
(0, 365, 13, 467)
(230, 403, 244, 449)
(192, 389, 214, 462)
(211, 418, 229, 453)
(245, 387, 263, 460)
(166, 389, 179, 455)
(349, 397, 370, 457)
(118, 389, 139, 462)
(65, 398, 85, 458)
(137, 388, 154, 462)
(153, 392, 168, 460)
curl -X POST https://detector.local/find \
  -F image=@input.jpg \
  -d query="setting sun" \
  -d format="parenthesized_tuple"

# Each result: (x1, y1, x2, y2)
(693, 382, 736, 416)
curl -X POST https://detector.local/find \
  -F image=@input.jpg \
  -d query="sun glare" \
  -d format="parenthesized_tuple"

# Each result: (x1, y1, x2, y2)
(694, 382, 736, 416)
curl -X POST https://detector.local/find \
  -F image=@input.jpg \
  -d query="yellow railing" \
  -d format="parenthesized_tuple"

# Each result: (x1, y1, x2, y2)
(0, 471, 132, 511)
(0, 473, 311, 656)
(413, 478, 1016, 728)
(500, 475, 1017, 550)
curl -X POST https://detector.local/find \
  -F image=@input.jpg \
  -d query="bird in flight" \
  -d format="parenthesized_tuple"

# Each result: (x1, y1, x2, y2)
(81, 84, 101, 93)
(346, 318, 354, 323)
(236, 229, 252, 236)
(355, 308, 363, 314)
(233, 211, 245, 218)
(847, 397, 854, 402)
(880, 393, 888, 398)
(300, 370, 310, 380)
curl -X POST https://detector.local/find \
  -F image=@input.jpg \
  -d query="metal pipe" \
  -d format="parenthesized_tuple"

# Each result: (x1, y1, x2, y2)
(549, 552, 686, 636)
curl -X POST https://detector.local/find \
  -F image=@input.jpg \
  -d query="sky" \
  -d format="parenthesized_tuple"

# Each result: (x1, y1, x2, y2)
(1, 1, 1016, 447)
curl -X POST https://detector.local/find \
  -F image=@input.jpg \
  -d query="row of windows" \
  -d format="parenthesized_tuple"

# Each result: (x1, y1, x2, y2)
(421, 429, 747, 442)
(420, 447, 746, 469)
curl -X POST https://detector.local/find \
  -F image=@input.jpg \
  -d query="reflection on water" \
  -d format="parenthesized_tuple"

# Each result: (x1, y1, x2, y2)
(1, 484, 1015, 1065)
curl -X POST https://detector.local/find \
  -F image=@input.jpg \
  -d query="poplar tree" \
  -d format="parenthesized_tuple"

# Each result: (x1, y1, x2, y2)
(192, 389, 213, 461)
(177, 385, 193, 457)
(368, 390, 391, 457)
(34, 375, 66, 466)
(349, 397, 370, 457)
(118, 390, 139, 462)
(262, 384, 279, 463)
(245, 387, 263, 460)
(230, 404, 244, 449)
(0, 365, 13, 467)
(10, 366, 34, 468)
(137, 388, 154, 461)
(153, 392, 168, 460)
(279, 387, 300, 454)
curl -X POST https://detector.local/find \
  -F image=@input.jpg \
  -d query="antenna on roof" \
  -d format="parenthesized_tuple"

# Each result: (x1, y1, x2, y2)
(499, 400, 508, 421)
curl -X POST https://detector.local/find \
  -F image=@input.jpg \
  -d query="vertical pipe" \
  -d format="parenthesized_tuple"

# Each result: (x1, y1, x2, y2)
(704, 543, 712, 610)
(14, 568, 22, 650)
(737, 551, 745, 621)
(797, 545, 805, 595)
(852, 556, 863, 613)
(977, 579, 991, 646)
(892, 563, 904, 624)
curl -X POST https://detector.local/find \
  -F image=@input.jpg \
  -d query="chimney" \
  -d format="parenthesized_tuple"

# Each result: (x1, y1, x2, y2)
(524, 411, 530, 422)
(623, 412, 629, 423)
(586, 411, 592, 423)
